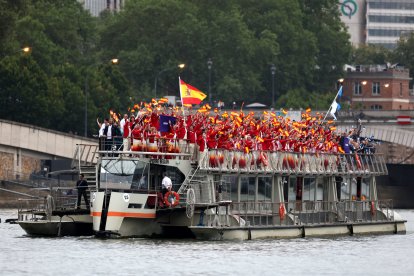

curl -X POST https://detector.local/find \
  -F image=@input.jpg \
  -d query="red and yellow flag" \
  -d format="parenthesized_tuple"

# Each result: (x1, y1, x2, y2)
(180, 79, 207, 105)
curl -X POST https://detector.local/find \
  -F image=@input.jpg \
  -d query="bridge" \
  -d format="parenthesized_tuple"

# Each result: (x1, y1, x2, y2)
(0, 119, 98, 180)
(335, 110, 414, 148)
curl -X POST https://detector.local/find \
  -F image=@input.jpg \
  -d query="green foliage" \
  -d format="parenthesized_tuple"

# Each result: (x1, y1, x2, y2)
(0, 0, 353, 136)
(394, 33, 414, 86)
(277, 89, 335, 110)
(350, 45, 392, 65)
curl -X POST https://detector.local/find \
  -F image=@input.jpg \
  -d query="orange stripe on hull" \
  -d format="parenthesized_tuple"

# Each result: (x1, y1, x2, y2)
(91, 211, 155, 218)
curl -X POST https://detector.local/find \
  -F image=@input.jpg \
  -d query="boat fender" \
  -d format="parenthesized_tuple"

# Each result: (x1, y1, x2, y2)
(370, 201, 376, 217)
(279, 203, 286, 221)
(164, 191, 180, 207)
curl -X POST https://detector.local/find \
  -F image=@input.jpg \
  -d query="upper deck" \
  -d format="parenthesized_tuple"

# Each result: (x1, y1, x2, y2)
(95, 138, 387, 177)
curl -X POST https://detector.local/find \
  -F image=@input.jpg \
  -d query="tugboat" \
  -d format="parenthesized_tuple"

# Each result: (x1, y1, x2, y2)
(91, 110, 406, 240)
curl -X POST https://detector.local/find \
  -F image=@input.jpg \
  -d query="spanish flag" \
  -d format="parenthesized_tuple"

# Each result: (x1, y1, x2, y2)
(180, 78, 207, 105)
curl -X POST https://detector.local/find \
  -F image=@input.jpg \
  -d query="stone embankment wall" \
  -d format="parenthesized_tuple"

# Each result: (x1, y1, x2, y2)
(0, 152, 41, 180)
(0, 152, 14, 179)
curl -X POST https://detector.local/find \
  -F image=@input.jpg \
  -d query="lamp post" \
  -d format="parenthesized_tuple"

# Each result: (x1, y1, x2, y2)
(271, 64, 276, 108)
(84, 58, 119, 137)
(154, 63, 185, 99)
(207, 58, 213, 104)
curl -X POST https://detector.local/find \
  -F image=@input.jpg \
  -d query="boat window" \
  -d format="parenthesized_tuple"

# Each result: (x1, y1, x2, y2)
(257, 176, 272, 201)
(288, 176, 297, 201)
(340, 177, 350, 200)
(100, 166, 133, 190)
(303, 178, 316, 201)
(131, 162, 149, 191)
(361, 177, 370, 200)
(351, 177, 358, 200)
(316, 177, 324, 201)
(99, 159, 147, 190)
(222, 175, 238, 201)
(101, 159, 138, 175)
(164, 166, 185, 190)
(146, 164, 185, 191)
(287, 176, 297, 211)
(240, 176, 255, 201)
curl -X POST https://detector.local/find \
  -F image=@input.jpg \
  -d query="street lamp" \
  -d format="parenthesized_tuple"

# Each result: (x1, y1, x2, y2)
(207, 58, 213, 104)
(271, 64, 276, 108)
(84, 58, 119, 137)
(154, 63, 185, 99)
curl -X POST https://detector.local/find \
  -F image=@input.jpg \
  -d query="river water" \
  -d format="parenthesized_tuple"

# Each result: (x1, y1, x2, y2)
(0, 209, 414, 276)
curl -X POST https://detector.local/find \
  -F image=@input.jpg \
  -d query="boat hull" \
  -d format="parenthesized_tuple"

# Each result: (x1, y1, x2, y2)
(189, 221, 407, 240)
(18, 215, 93, 237)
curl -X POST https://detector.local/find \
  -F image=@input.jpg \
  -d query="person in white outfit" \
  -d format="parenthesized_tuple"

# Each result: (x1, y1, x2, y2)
(161, 172, 172, 196)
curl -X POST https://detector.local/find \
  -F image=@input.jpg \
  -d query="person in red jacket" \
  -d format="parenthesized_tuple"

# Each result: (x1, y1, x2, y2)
(187, 125, 197, 160)
(197, 130, 208, 168)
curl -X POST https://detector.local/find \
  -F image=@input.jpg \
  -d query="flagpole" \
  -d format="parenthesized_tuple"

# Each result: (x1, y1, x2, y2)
(178, 76, 187, 130)
(323, 85, 342, 122)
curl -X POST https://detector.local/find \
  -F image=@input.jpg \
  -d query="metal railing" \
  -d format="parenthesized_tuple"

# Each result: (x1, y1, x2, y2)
(95, 137, 387, 176)
(72, 143, 99, 169)
(97, 137, 193, 160)
(18, 188, 78, 213)
(199, 150, 388, 176)
(225, 199, 394, 228)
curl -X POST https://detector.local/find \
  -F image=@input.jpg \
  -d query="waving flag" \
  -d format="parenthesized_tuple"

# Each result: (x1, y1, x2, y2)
(158, 114, 177, 132)
(330, 100, 341, 120)
(323, 85, 343, 122)
(180, 79, 207, 105)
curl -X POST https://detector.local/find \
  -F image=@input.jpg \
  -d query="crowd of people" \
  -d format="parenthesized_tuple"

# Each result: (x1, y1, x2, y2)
(96, 102, 375, 158)
(338, 120, 376, 155)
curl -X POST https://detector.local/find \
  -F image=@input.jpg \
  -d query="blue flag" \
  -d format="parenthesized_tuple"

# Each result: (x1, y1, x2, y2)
(158, 115, 177, 132)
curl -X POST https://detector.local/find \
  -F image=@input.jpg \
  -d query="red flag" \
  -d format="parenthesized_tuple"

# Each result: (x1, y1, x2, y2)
(180, 79, 207, 105)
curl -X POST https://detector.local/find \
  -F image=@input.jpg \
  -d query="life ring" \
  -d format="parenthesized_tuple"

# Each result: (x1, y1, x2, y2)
(164, 191, 180, 207)
(370, 200, 376, 216)
(279, 202, 286, 221)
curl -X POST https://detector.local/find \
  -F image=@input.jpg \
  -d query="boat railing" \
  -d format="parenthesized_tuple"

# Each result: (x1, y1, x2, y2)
(17, 185, 92, 220)
(185, 178, 232, 206)
(97, 137, 193, 160)
(17, 192, 75, 220)
(95, 138, 387, 176)
(72, 143, 99, 169)
(199, 150, 388, 176)
(225, 199, 394, 227)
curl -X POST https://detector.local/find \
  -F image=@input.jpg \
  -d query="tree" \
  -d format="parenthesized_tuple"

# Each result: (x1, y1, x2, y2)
(300, 0, 351, 92)
(0, 0, 354, 135)
(0, 0, 28, 54)
(394, 33, 414, 87)
(277, 88, 334, 110)
(350, 45, 391, 65)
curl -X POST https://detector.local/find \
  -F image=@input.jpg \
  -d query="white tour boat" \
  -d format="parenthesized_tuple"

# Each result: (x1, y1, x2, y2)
(90, 138, 406, 240)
